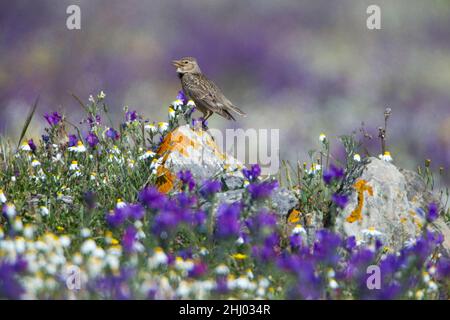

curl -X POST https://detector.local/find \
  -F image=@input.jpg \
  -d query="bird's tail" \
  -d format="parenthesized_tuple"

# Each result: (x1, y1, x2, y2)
(227, 104, 246, 117)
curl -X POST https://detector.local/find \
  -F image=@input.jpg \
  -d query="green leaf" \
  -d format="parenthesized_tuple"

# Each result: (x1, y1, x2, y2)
(17, 95, 39, 148)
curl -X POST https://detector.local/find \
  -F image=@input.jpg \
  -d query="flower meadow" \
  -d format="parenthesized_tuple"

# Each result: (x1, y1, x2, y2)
(0, 92, 449, 300)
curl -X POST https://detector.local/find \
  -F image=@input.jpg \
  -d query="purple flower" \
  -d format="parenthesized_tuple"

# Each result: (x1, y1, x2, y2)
(139, 187, 166, 210)
(427, 202, 439, 222)
(44, 111, 62, 127)
(125, 110, 138, 122)
(106, 208, 128, 228)
(27, 139, 36, 152)
(200, 180, 221, 198)
(105, 128, 119, 140)
(245, 210, 277, 234)
(242, 164, 261, 182)
(193, 210, 207, 226)
(122, 226, 137, 253)
(323, 164, 344, 185)
(331, 193, 348, 208)
(87, 114, 101, 127)
(188, 262, 208, 278)
(86, 132, 99, 148)
(83, 191, 97, 210)
(177, 170, 195, 191)
(290, 234, 303, 250)
(176, 90, 187, 105)
(345, 236, 357, 251)
(68, 134, 78, 147)
(247, 181, 278, 200)
(216, 203, 241, 239)
(0, 259, 27, 299)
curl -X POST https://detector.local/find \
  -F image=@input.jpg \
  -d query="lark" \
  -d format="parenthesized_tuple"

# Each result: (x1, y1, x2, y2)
(172, 57, 246, 122)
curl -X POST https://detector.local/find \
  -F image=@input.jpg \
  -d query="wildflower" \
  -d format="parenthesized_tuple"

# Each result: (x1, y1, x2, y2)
(0, 189, 7, 203)
(27, 139, 37, 152)
(139, 187, 166, 209)
(2, 203, 16, 219)
(80, 239, 97, 255)
(158, 122, 169, 133)
(68, 134, 78, 147)
(68, 141, 86, 153)
(31, 159, 41, 167)
(379, 151, 393, 162)
(39, 206, 49, 216)
(319, 133, 327, 142)
(215, 264, 230, 275)
(80, 228, 91, 238)
(247, 180, 278, 200)
(89, 95, 95, 103)
(199, 180, 222, 198)
(329, 279, 339, 289)
(362, 227, 383, 239)
(148, 247, 168, 268)
(116, 198, 126, 209)
(216, 203, 241, 239)
(292, 224, 306, 235)
(19, 142, 32, 152)
(306, 163, 321, 175)
(138, 150, 156, 160)
(98, 90, 106, 99)
(176, 90, 187, 105)
(105, 127, 119, 140)
(177, 170, 196, 191)
(332, 193, 349, 208)
(122, 226, 138, 253)
(86, 132, 99, 148)
(44, 111, 62, 127)
(231, 253, 247, 260)
(187, 100, 196, 107)
(126, 110, 138, 122)
(242, 164, 261, 182)
(144, 123, 157, 133)
(69, 161, 79, 171)
(353, 153, 361, 162)
(427, 203, 439, 222)
(323, 164, 344, 184)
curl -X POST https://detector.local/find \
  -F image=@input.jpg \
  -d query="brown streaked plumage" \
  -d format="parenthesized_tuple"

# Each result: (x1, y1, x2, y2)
(172, 57, 246, 121)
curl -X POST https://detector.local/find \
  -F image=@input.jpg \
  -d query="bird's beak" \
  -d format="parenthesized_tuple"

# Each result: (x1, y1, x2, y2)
(172, 60, 182, 68)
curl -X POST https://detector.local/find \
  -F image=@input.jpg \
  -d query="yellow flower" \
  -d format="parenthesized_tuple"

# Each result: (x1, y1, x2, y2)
(231, 253, 247, 260)
(56, 226, 65, 232)
(111, 238, 119, 245)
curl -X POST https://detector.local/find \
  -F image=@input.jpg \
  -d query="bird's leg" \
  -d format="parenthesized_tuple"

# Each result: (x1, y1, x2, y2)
(202, 111, 213, 131)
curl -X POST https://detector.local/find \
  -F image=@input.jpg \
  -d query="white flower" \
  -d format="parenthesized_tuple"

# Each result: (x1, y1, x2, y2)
(215, 264, 229, 275)
(427, 281, 438, 292)
(69, 161, 79, 171)
(353, 154, 361, 162)
(0, 189, 7, 203)
(116, 198, 126, 208)
(19, 142, 31, 152)
(329, 279, 339, 289)
(306, 163, 321, 175)
(148, 247, 168, 268)
(52, 153, 63, 163)
(68, 141, 86, 153)
(362, 227, 383, 238)
(171, 99, 183, 110)
(144, 124, 157, 133)
(168, 107, 176, 119)
(97, 91, 106, 99)
(128, 159, 135, 169)
(23, 225, 34, 238)
(150, 158, 162, 174)
(11, 176, 16, 182)
(187, 100, 196, 107)
(3, 203, 16, 218)
(139, 150, 156, 160)
(110, 146, 121, 155)
(319, 133, 327, 142)
(13, 217, 23, 231)
(379, 151, 393, 162)
(39, 206, 49, 216)
(158, 122, 169, 133)
(292, 224, 306, 235)
(88, 95, 95, 103)
(236, 236, 245, 245)
(415, 290, 424, 300)
(80, 239, 97, 255)
(31, 159, 41, 167)
(80, 228, 91, 238)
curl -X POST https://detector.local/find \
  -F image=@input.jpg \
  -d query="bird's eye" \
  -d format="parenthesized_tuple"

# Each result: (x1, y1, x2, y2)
(183, 61, 188, 64)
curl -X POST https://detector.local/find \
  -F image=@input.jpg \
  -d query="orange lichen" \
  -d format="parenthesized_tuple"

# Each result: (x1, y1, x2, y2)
(346, 179, 373, 223)
(287, 209, 301, 224)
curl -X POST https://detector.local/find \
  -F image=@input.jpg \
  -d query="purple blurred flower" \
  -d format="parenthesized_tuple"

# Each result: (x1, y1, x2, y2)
(247, 181, 278, 200)
(323, 164, 344, 184)
(200, 180, 221, 198)
(177, 170, 195, 191)
(0, 258, 27, 299)
(345, 236, 357, 251)
(188, 262, 208, 278)
(331, 193, 348, 208)
(122, 226, 137, 253)
(85, 132, 99, 148)
(176, 90, 187, 105)
(216, 203, 241, 239)
(44, 111, 62, 127)
(87, 114, 101, 127)
(427, 203, 439, 222)
(193, 210, 207, 226)
(83, 191, 97, 210)
(126, 110, 138, 122)
(27, 139, 36, 152)
(242, 164, 261, 182)
(106, 127, 119, 140)
(139, 187, 166, 210)
(245, 210, 277, 234)
(68, 134, 78, 147)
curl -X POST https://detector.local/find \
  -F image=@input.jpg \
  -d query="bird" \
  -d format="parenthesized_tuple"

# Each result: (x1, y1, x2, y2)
(172, 57, 246, 122)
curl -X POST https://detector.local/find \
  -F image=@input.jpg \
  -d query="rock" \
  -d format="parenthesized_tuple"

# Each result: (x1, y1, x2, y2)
(270, 187, 298, 216)
(336, 157, 450, 254)
(155, 124, 243, 193)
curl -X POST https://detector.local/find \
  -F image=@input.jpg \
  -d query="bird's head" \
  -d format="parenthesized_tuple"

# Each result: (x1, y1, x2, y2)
(172, 57, 201, 74)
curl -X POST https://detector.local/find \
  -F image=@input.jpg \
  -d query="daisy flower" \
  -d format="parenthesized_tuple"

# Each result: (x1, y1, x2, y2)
(353, 153, 361, 162)
(319, 133, 327, 142)
(116, 198, 126, 208)
(19, 142, 32, 152)
(0, 189, 7, 203)
(158, 122, 169, 133)
(68, 141, 87, 153)
(187, 100, 196, 107)
(379, 151, 393, 162)
(171, 99, 183, 111)
(31, 159, 41, 167)
(139, 150, 156, 160)
(362, 227, 383, 238)
(292, 224, 307, 235)
(144, 123, 157, 133)
(69, 161, 79, 171)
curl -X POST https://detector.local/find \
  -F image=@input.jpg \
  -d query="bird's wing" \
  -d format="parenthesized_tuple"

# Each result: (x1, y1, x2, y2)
(183, 75, 227, 114)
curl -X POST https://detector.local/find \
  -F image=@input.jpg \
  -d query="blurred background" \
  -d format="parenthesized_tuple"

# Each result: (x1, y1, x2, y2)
(1, 0, 450, 183)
